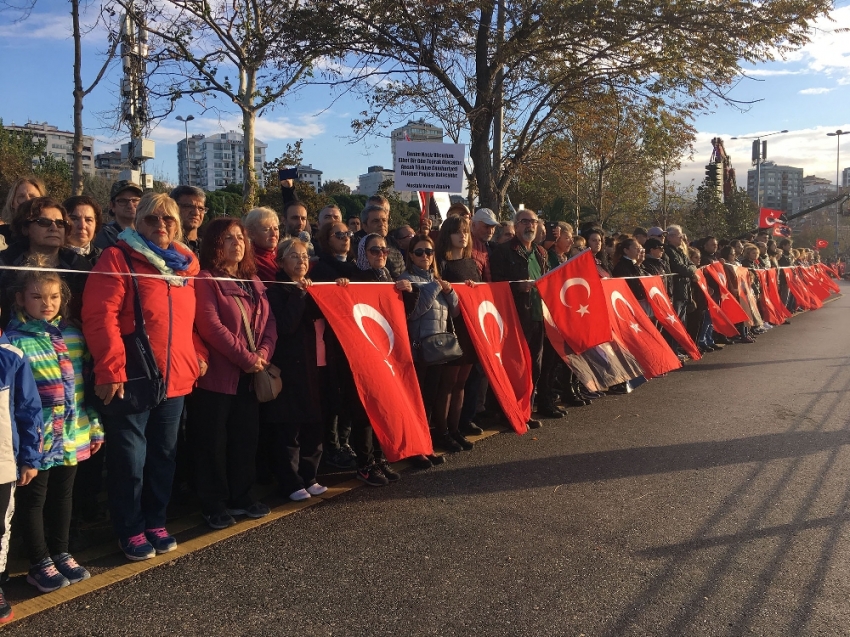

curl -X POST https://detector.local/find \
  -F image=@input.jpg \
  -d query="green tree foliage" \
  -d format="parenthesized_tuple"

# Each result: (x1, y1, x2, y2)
(322, 179, 351, 196)
(331, 193, 368, 221)
(0, 121, 72, 206)
(205, 189, 244, 218)
(336, 0, 830, 211)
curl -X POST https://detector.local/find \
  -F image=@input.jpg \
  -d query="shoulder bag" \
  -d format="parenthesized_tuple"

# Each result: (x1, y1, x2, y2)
(87, 248, 167, 416)
(412, 310, 464, 366)
(234, 295, 282, 403)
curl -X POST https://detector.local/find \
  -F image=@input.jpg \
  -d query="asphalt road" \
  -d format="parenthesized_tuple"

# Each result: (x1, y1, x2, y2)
(7, 286, 850, 636)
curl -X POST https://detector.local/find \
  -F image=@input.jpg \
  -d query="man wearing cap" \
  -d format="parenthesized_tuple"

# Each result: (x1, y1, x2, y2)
(471, 208, 499, 282)
(647, 226, 666, 240)
(93, 180, 143, 250)
(170, 185, 207, 256)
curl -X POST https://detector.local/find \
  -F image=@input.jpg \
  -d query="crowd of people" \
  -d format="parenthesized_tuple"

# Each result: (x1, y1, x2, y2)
(0, 174, 836, 622)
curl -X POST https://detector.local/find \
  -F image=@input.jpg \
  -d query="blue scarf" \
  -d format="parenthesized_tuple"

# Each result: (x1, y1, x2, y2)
(118, 228, 192, 285)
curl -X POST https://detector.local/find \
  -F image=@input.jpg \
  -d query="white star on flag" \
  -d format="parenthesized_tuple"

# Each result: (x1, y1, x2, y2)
(721, 292, 731, 301)
(666, 314, 677, 324)
(576, 305, 590, 316)
(629, 322, 641, 333)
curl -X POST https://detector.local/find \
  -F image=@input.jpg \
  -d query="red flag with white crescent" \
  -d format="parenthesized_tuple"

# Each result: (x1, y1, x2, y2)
(815, 238, 829, 250)
(638, 276, 701, 360)
(798, 265, 832, 301)
(601, 278, 680, 379)
(754, 270, 782, 325)
(453, 283, 532, 434)
(705, 262, 750, 324)
(786, 267, 822, 310)
(694, 269, 740, 338)
(815, 263, 841, 292)
(307, 284, 432, 462)
(758, 207, 784, 229)
(535, 250, 610, 353)
(764, 269, 792, 320)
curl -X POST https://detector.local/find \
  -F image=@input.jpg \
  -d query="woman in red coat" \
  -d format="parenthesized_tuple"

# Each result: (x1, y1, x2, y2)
(82, 192, 202, 562)
(189, 218, 277, 529)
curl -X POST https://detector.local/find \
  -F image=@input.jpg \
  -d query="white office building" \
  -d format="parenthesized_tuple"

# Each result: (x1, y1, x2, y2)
(5, 121, 95, 174)
(296, 164, 323, 191)
(177, 131, 267, 190)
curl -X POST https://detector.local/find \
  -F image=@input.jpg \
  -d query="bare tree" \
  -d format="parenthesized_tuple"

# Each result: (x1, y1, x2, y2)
(117, 0, 344, 210)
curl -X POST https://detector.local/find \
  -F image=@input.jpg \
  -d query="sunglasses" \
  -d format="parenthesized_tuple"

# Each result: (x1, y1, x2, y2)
(517, 218, 538, 225)
(368, 246, 390, 256)
(333, 231, 354, 240)
(143, 214, 178, 228)
(412, 248, 435, 257)
(30, 218, 69, 230)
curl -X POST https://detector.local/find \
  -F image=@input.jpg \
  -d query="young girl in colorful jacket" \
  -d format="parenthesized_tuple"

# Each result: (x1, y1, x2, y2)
(5, 262, 103, 594)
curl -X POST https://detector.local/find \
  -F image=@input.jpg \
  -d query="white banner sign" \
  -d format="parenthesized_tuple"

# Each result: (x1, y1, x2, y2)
(394, 141, 465, 193)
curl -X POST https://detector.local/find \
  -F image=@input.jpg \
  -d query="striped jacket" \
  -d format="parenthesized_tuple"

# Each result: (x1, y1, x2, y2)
(6, 314, 103, 470)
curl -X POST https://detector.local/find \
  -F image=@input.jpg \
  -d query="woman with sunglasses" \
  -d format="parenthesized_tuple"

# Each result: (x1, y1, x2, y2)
(0, 197, 91, 327)
(399, 232, 471, 456)
(349, 233, 415, 484)
(82, 192, 202, 561)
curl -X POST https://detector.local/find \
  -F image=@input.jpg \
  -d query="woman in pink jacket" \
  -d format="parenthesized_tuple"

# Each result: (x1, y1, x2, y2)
(189, 218, 277, 530)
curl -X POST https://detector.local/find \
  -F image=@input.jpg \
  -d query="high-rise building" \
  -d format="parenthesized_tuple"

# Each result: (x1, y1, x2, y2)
(4, 121, 95, 174)
(746, 161, 804, 213)
(842, 167, 850, 189)
(176, 131, 267, 190)
(355, 166, 395, 196)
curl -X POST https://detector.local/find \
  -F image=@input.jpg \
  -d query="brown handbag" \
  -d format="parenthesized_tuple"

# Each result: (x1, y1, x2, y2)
(234, 296, 282, 403)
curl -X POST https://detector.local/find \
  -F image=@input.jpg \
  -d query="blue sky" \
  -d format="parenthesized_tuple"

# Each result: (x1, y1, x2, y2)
(2, 1, 850, 193)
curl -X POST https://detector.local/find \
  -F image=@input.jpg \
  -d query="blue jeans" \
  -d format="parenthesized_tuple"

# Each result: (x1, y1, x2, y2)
(103, 396, 185, 539)
(697, 310, 715, 347)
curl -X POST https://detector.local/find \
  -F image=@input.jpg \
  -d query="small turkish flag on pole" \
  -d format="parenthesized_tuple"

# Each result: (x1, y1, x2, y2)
(815, 238, 829, 250)
(638, 276, 701, 360)
(758, 207, 783, 228)
(601, 278, 680, 379)
(535, 250, 610, 354)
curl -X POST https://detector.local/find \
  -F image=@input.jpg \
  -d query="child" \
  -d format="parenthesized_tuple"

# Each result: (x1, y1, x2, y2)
(5, 262, 102, 594)
(0, 310, 43, 622)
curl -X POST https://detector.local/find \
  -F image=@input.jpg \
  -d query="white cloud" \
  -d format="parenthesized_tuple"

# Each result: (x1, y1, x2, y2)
(0, 13, 70, 40)
(742, 69, 804, 77)
(149, 114, 325, 145)
(799, 87, 833, 95)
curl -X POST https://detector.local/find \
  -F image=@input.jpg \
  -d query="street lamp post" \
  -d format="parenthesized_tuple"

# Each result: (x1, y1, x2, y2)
(176, 115, 195, 186)
(731, 129, 788, 208)
(827, 129, 845, 257)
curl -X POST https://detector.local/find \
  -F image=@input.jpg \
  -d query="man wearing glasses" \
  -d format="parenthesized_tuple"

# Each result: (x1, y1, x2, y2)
(170, 185, 208, 256)
(490, 209, 551, 429)
(94, 180, 144, 250)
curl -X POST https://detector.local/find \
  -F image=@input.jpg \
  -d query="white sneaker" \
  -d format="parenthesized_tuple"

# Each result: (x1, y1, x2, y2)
(306, 483, 328, 496)
(289, 488, 311, 502)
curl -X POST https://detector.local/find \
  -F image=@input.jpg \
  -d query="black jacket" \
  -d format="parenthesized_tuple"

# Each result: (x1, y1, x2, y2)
(663, 243, 696, 303)
(642, 256, 672, 297)
(612, 257, 647, 300)
(490, 238, 550, 331)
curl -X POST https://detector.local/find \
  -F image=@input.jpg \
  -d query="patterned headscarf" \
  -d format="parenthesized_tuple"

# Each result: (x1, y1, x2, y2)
(356, 233, 391, 281)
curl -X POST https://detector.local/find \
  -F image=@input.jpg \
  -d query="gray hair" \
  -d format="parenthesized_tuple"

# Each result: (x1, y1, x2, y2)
(243, 206, 280, 237)
(135, 193, 183, 242)
(276, 237, 307, 263)
(360, 203, 387, 225)
(666, 224, 683, 236)
(169, 185, 205, 202)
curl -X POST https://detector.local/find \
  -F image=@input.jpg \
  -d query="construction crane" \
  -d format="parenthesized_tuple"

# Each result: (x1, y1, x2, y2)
(703, 137, 736, 203)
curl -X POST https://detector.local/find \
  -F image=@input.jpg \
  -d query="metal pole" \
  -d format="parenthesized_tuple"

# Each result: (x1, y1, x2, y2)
(828, 130, 845, 258)
(756, 151, 761, 209)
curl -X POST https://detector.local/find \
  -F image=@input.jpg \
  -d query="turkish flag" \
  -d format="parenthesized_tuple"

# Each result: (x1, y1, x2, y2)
(773, 223, 792, 238)
(733, 266, 762, 326)
(694, 269, 740, 337)
(601, 278, 680, 379)
(798, 266, 831, 301)
(638, 276, 701, 360)
(764, 269, 792, 320)
(705, 262, 750, 324)
(815, 263, 841, 292)
(754, 270, 782, 324)
(815, 238, 829, 250)
(758, 207, 784, 228)
(418, 191, 433, 221)
(535, 250, 610, 353)
(307, 284, 432, 462)
(785, 267, 821, 310)
(453, 283, 532, 434)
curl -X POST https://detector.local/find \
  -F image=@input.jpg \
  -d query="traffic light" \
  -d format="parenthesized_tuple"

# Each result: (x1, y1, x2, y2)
(704, 162, 723, 199)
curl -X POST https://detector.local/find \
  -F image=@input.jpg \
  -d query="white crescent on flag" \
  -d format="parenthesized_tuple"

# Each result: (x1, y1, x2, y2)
(610, 291, 641, 333)
(353, 303, 396, 374)
(477, 301, 506, 363)
(648, 286, 678, 324)
(560, 277, 592, 317)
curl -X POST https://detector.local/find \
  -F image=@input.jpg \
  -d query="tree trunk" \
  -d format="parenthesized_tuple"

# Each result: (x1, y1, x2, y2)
(71, 0, 85, 196)
(241, 69, 258, 213)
